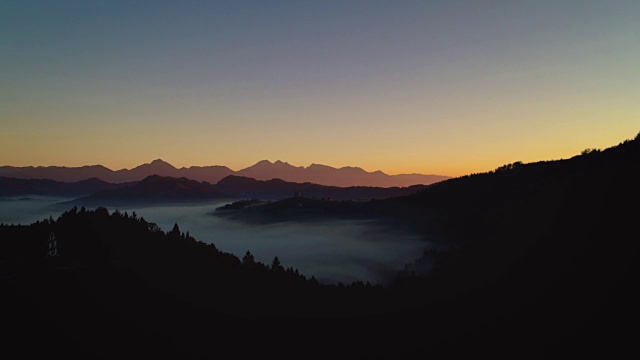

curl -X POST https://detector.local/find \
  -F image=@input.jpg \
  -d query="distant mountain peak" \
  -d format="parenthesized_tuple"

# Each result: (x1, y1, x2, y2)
(149, 159, 174, 167)
(1, 158, 451, 187)
(273, 160, 299, 168)
(134, 159, 177, 172)
(140, 174, 165, 181)
(338, 166, 368, 174)
(307, 163, 333, 170)
(77, 177, 110, 185)
(245, 160, 299, 169)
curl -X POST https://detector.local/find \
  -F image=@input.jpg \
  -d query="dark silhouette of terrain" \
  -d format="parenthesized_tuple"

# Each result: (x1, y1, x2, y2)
(2, 207, 384, 358)
(0, 159, 449, 187)
(214, 196, 375, 224)
(214, 175, 427, 200)
(211, 132, 640, 355)
(0, 159, 235, 184)
(67, 174, 429, 206)
(70, 175, 230, 206)
(236, 159, 449, 187)
(0, 177, 133, 197)
(2, 131, 639, 358)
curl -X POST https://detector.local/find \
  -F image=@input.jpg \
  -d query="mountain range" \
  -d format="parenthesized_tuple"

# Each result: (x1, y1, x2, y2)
(0, 159, 450, 187)
(214, 175, 428, 201)
(0, 177, 134, 197)
(64, 174, 430, 206)
(4, 132, 639, 357)
(70, 175, 228, 205)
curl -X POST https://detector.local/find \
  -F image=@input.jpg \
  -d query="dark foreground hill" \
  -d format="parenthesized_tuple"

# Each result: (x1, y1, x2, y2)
(210, 131, 640, 355)
(2, 132, 639, 358)
(1, 208, 390, 358)
(382, 132, 640, 355)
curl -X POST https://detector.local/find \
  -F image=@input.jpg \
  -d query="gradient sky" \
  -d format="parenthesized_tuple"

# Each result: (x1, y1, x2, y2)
(1, 1, 638, 177)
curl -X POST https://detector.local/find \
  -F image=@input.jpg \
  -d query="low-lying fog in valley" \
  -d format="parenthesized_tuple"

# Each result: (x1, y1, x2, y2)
(0, 196, 430, 285)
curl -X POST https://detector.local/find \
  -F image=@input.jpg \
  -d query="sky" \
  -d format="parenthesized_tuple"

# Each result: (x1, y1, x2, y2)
(1, 1, 638, 177)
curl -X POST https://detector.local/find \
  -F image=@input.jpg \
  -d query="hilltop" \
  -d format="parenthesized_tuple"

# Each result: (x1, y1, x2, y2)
(2, 131, 638, 357)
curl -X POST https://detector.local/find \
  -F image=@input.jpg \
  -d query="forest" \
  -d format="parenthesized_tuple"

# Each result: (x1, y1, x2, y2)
(2, 132, 639, 358)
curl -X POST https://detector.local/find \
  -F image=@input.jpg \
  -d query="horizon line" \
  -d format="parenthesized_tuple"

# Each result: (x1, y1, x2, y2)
(0, 158, 454, 178)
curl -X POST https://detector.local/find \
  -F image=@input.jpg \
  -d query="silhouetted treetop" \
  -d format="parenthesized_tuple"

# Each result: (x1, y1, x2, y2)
(271, 256, 284, 272)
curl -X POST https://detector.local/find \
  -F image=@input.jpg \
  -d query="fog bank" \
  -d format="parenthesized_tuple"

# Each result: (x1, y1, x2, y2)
(0, 197, 429, 285)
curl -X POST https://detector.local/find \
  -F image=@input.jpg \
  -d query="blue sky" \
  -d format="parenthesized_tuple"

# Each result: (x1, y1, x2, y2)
(2, 1, 638, 175)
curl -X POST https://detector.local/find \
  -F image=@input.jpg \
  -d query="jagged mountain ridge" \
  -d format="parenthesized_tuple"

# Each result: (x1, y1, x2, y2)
(3, 132, 638, 357)
(0, 159, 450, 187)
(0, 159, 234, 185)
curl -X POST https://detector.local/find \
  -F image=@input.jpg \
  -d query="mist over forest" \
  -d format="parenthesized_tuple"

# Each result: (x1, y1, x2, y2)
(3, 132, 638, 358)
(0, 197, 431, 286)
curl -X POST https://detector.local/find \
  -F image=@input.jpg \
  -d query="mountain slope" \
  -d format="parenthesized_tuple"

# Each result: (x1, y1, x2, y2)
(215, 175, 427, 200)
(0, 159, 449, 187)
(212, 131, 640, 352)
(0, 165, 116, 183)
(0, 159, 235, 184)
(0, 177, 132, 197)
(72, 175, 230, 205)
(238, 160, 450, 187)
(1, 132, 638, 357)
(381, 132, 640, 352)
(69, 174, 428, 206)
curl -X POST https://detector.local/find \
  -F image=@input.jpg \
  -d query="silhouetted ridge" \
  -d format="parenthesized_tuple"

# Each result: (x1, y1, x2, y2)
(139, 159, 177, 172)
(2, 131, 639, 357)
(1, 206, 384, 323)
(379, 132, 640, 351)
(0, 176, 130, 196)
(215, 175, 261, 186)
(213, 175, 428, 201)
(0, 159, 450, 187)
(72, 175, 229, 205)
(76, 177, 110, 185)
